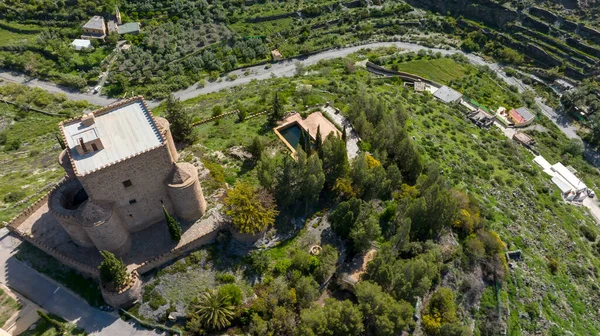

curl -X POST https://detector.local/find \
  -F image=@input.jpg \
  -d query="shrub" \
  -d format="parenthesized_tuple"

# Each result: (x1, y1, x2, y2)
(3, 190, 26, 203)
(580, 225, 597, 242)
(548, 257, 559, 275)
(219, 284, 242, 305)
(4, 139, 21, 151)
(249, 250, 271, 275)
(216, 273, 236, 284)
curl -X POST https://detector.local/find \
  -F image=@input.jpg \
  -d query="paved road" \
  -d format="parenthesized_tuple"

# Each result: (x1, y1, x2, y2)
(0, 71, 116, 107)
(0, 229, 161, 336)
(0, 40, 593, 163)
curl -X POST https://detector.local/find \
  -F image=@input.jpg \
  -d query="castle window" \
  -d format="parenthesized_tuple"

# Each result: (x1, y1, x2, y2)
(91, 143, 98, 151)
(129, 199, 137, 205)
(122, 180, 133, 188)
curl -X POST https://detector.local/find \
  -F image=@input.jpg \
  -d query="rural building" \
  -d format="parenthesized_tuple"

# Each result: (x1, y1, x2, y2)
(271, 49, 283, 61)
(533, 156, 590, 202)
(513, 132, 535, 147)
(81, 16, 106, 39)
(509, 107, 535, 127)
(414, 81, 426, 92)
(106, 20, 118, 34)
(71, 39, 93, 51)
(118, 22, 141, 35)
(468, 109, 494, 128)
(49, 97, 206, 256)
(433, 86, 463, 103)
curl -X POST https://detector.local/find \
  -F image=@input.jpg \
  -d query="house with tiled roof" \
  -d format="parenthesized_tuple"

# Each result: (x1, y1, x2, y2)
(509, 107, 535, 127)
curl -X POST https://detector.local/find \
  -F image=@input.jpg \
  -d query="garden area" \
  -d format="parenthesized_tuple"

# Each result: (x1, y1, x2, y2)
(122, 49, 600, 335)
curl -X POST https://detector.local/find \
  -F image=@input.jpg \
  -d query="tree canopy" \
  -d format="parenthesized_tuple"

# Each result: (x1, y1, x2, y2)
(224, 182, 279, 235)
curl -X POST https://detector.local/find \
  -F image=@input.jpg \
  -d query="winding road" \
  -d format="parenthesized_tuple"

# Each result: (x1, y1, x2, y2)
(0, 41, 595, 163)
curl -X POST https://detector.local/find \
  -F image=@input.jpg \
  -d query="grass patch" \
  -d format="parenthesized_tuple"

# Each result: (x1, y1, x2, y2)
(392, 57, 469, 84)
(19, 313, 86, 336)
(0, 287, 21, 327)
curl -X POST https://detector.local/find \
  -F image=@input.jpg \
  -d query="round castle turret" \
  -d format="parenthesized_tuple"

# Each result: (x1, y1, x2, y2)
(49, 179, 95, 248)
(167, 162, 206, 222)
(59, 149, 76, 179)
(155, 116, 179, 162)
(80, 200, 132, 255)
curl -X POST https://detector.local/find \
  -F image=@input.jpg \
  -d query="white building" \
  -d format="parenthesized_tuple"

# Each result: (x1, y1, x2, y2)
(534, 156, 590, 202)
(71, 39, 93, 51)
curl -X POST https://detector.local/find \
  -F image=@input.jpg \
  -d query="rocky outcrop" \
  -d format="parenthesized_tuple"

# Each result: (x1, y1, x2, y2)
(522, 15, 550, 34)
(566, 37, 600, 58)
(404, 0, 518, 28)
(529, 7, 558, 23)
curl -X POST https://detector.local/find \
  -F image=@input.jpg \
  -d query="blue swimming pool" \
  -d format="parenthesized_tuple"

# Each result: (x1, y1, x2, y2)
(278, 123, 303, 149)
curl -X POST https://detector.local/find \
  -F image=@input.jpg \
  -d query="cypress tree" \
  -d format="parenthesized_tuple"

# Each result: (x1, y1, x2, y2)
(270, 91, 284, 125)
(163, 206, 182, 242)
(299, 128, 306, 152)
(342, 124, 347, 143)
(315, 125, 323, 158)
(98, 250, 129, 290)
(304, 129, 312, 155)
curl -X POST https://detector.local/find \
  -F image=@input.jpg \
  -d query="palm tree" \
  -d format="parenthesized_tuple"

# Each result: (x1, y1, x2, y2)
(188, 289, 235, 330)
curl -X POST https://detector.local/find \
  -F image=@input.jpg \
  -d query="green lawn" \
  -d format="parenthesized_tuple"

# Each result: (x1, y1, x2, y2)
(0, 287, 21, 327)
(393, 58, 470, 84)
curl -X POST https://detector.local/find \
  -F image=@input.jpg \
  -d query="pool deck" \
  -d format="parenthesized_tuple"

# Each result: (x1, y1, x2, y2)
(274, 111, 342, 154)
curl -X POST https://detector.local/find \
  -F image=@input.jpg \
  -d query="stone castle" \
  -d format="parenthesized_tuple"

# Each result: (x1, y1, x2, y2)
(49, 97, 206, 256)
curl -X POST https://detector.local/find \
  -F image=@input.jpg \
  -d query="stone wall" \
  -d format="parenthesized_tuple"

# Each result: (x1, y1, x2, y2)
(8, 227, 99, 278)
(136, 222, 224, 275)
(78, 146, 176, 233)
(101, 272, 142, 308)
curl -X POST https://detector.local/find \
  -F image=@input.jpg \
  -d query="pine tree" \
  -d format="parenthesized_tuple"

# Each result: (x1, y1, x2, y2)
(98, 250, 129, 290)
(165, 94, 196, 144)
(163, 206, 182, 242)
(315, 125, 323, 158)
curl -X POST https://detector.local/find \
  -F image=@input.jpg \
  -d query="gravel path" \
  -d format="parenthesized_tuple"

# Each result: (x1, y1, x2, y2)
(321, 106, 359, 160)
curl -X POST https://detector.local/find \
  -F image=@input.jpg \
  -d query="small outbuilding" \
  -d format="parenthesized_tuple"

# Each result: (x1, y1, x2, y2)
(414, 81, 426, 92)
(118, 22, 141, 35)
(271, 49, 283, 61)
(513, 132, 535, 147)
(71, 39, 93, 51)
(509, 107, 535, 127)
(433, 86, 463, 104)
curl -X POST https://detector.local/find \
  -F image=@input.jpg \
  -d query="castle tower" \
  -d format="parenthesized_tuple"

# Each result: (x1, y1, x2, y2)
(167, 162, 207, 222)
(49, 179, 95, 248)
(155, 116, 179, 162)
(49, 96, 206, 254)
(115, 6, 122, 25)
(80, 200, 131, 255)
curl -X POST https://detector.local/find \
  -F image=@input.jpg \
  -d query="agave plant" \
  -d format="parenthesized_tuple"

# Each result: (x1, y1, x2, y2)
(189, 289, 235, 330)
